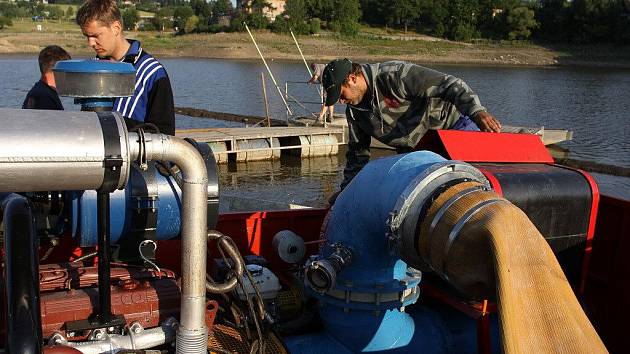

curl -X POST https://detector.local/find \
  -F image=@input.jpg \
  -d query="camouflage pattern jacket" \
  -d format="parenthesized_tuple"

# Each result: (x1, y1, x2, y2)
(341, 61, 486, 189)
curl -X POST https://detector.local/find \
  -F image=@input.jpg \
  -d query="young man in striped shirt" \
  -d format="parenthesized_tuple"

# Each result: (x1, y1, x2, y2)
(76, 0, 175, 135)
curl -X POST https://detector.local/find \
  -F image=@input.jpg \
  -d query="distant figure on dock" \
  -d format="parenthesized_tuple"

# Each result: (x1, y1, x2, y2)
(322, 58, 502, 196)
(22, 45, 71, 110)
(76, 0, 175, 135)
(308, 63, 334, 123)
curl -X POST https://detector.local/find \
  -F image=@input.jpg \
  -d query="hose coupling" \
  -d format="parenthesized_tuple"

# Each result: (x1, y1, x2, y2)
(305, 243, 352, 294)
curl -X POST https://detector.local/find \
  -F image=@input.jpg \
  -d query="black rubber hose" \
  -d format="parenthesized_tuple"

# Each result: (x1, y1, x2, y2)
(1, 193, 42, 354)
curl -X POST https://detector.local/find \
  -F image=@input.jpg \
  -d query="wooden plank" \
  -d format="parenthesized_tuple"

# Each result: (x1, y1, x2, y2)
(176, 127, 344, 142)
(502, 125, 573, 145)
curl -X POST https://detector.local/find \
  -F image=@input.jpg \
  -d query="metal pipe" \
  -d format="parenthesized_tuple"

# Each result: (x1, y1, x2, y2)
(129, 133, 209, 354)
(52, 318, 177, 354)
(244, 23, 293, 116)
(1, 193, 42, 354)
(0, 109, 130, 193)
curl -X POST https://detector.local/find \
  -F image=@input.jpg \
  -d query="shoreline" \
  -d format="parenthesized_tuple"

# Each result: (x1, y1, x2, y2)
(4, 50, 629, 70)
(1, 29, 629, 69)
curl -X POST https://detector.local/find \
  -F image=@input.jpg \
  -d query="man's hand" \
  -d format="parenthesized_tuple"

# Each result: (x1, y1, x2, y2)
(473, 111, 501, 133)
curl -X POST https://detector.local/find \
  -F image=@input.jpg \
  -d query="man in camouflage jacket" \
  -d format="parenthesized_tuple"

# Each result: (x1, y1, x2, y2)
(322, 59, 501, 192)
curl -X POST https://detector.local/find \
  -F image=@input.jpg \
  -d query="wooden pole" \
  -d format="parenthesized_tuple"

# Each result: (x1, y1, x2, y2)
(285, 82, 289, 124)
(261, 72, 270, 127)
(244, 23, 293, 116)
(290, 29, 313, 77)
(290, 29, 323, 99)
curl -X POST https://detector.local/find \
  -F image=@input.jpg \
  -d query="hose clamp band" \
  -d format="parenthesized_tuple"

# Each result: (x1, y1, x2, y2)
(97, 112, 123, 193)
(441, 198, 508, 275)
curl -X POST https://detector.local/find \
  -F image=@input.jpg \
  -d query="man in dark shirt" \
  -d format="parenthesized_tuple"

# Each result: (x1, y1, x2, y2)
(22, 45, 71, 110)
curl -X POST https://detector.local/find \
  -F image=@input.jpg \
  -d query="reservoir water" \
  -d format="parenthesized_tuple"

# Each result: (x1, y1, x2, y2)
(1, 56, 628, 206)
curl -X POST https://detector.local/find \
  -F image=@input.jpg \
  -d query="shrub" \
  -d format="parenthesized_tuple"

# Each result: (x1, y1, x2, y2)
(309, 17, 320, 34)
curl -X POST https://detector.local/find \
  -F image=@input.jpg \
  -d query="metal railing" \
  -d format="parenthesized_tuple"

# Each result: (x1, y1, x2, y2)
(283, 81, 325, 124)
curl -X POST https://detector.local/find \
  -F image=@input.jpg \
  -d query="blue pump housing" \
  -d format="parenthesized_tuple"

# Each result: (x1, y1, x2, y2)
(49, 60, 220, 247)
(67, 164, 182, 247)
(287, 151, 500, 353)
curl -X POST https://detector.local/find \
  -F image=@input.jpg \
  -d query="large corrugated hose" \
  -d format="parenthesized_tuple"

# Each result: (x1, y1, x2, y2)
(418, 181, 608, 353)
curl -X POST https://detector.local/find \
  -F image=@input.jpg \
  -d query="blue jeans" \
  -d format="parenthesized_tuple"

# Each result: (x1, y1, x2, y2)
(451, 115, 480, 131)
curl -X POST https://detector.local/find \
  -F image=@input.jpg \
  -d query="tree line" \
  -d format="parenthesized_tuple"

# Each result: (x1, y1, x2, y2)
(1, 0, 628, 43)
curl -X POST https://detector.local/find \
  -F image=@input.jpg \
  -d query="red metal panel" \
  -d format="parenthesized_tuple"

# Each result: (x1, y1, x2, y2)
(476, 168, 504, 197)
(583, 195, 630, 354)
(562, 167, 600, 294)
(156, 208, 328, 274)
(415, 130, 554, 163)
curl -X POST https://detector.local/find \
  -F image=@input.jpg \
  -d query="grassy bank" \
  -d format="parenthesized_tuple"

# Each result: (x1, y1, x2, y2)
(1, 20, 629, 68)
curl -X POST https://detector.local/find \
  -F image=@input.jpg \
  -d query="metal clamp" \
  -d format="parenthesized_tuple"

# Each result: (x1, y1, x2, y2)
(441, 198, 508, 274)
(136, 128, 148, 171)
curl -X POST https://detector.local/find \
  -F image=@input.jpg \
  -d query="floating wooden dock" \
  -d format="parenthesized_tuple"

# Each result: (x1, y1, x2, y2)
(175, 107, 573, 163)
(176, 126, 345, 163)
(501, 125, 573, 146)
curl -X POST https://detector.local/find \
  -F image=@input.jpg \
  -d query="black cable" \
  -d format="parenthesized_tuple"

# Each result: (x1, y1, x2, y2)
(218, 238, 265, 353)
(224, 236, 267, 319)
(127, 122, 161, 134)
(216, 243, 257, 345)
(210, 231, 269, 353)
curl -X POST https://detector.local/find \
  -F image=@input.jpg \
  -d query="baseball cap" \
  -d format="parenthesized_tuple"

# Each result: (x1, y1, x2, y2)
(322, 58, 352, 106)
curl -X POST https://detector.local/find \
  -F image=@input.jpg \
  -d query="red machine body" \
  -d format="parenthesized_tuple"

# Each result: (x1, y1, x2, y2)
(416, 130, 599, 290)
(38, 264, 180, 339)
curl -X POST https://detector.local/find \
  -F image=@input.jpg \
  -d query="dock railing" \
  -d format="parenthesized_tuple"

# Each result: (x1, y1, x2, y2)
(283, 80, 324, 125)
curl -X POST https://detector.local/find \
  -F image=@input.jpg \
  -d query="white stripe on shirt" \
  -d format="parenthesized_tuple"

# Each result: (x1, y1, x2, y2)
(127, 65, 163, 120)
(122, 60, 159, 116)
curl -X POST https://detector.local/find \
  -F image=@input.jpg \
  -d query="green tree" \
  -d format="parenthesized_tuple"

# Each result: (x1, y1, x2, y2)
(246, 0, 274, 29)
(446, 0, 480, 41)
(476, 0, 508, 38)
(174, 5, 194, 31)
(570, 0, 619, 42)
(389, 0, 420, 33)
(230, 10, 248, 31)
(0, 16, 13, 30)
(309, 17, 321, 34)
(190, 0, 212, 18)
(305, 0, 334, 22)
(185, 14, 199, 33)
(213, 0, 233, 17)
(122, 8, 140, 30)
(47, 6, 65, 20)
(505, 6, 538, 39)
(535, 0, 571, 41)
(154, 7, 174, 32)
(284, 0, 309, 33)
(416, 0, 449, 37)
(360, 0, 387, 25)
(66, 6, 75, 20)
(330, 0, 360, 35)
